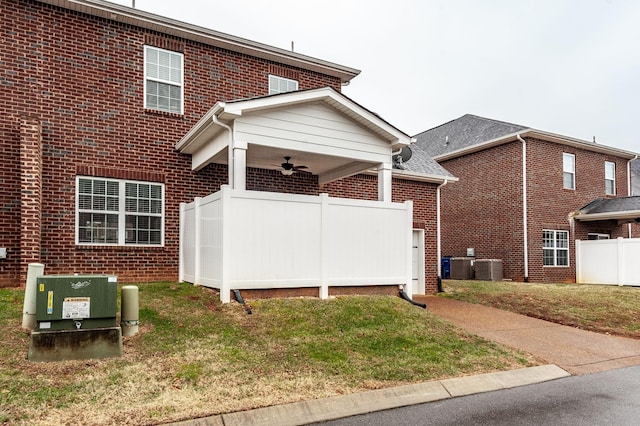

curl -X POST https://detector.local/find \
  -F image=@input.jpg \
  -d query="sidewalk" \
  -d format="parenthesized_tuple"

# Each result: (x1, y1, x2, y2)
(417, 295, 640, 375)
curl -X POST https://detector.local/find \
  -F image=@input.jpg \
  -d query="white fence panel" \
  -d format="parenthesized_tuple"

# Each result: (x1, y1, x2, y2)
(199, 192, 224, 288)
(576, 238, 640, 286)
(179, 185, 413, 302)
(325, 199, 410, 285)
(228, 192, 322, 287)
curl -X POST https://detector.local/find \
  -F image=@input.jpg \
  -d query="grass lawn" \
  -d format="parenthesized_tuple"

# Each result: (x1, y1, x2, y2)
(0, 283, 537, 425)
(442, 280, 640, 338)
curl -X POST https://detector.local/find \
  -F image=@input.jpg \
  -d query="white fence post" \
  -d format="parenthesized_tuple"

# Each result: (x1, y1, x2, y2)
(193, 197, 202, 286)
(179, 202, 185, 283)
(575, 239, 582, 284)
(220, 186, 232, 303)
(617, 237, 625, 286)
(319, 193, 329, 300)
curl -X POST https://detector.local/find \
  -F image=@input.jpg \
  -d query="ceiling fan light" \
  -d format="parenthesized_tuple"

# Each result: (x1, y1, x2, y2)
(281, 169, 294, 176)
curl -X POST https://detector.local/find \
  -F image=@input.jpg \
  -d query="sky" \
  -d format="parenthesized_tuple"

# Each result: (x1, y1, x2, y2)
(112, 0, 640, 153)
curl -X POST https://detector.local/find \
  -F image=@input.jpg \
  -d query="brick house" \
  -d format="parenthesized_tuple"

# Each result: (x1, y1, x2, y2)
(1, 0, 454, 300)
(411, 114, 640, 283)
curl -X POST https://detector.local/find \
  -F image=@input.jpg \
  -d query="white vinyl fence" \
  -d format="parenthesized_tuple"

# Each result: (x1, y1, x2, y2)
(575, 238, 640, 286)
(180, 185, 414, 302)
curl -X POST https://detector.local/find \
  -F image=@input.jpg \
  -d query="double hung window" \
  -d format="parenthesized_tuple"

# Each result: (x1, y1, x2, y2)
(268, 75, 298, 94)
(605, 161, 616, 195)
(543, 230, 569, 267)
(144, 46, 183, 114)
(563, 153, 575, 190)
(77, 177, 164, 246)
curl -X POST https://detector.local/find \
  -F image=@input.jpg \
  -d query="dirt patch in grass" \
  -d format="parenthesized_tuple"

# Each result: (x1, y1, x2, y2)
(1, 283, 538, 425)
(442, 280, 640, 339)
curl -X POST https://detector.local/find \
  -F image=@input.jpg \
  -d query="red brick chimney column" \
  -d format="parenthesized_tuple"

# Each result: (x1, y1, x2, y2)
(19, 116, 42, 285)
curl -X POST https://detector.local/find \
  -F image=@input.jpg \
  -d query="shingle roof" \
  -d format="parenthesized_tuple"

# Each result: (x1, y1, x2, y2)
(412, 114, 528, 158)
(399, 144, 456, 178)
(579, 196, 640, 215)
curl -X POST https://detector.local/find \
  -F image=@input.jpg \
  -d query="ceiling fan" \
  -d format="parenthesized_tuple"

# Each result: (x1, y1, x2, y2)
(280, 156, 308, 176)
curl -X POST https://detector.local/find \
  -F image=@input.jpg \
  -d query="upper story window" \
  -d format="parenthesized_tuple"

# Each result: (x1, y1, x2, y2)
(77, 177, 164, 246)
(144, 46, 183, 114)
(605, 161, 616, 195)
(543, 229, 569, 267)
(563, 153, 575, 190)
(269, 75, 298, 95)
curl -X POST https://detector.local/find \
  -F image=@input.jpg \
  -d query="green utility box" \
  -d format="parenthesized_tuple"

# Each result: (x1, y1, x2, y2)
(35, 274, 117, 331)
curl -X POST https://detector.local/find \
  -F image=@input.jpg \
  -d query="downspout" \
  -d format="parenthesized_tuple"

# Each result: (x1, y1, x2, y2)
(628, 155, 638, 238)
(436, 178, 448, 292)
(212, 113, 234, 189)
(517, 134, 529, 282)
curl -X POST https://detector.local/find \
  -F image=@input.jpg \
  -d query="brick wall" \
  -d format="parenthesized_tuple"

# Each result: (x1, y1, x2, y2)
(440, 137, 632, 283)
(1, 0, 341, 286)
(2, 1, 441, 294)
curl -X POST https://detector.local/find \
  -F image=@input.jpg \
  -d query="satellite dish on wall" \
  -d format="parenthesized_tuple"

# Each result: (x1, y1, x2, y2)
(392, 146, 412, 168)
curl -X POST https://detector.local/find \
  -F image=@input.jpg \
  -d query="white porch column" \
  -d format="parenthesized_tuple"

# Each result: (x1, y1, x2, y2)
(378, 162, 392, 202)
(233, 146, 247, 191)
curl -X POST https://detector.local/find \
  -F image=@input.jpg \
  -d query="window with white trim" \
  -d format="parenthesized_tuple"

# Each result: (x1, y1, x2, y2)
(588, 233, 610, 240)
(77, 177, 164, 246)
(563, 153, 575, 190)
(543, 230, 569, 266)
(268, 74, 298, 94)
(144, 46, 183, 114)
(605, 161, 616, 195)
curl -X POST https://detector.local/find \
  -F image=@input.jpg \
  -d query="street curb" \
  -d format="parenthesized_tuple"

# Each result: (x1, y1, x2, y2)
(167, 364, 570, 426)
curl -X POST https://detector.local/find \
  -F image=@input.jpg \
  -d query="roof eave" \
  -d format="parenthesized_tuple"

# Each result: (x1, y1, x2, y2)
(39, 0, 360, 83)
(389, 169, 459, 184)
(574, 210, 640, 222)
(434, 129, 640, 162)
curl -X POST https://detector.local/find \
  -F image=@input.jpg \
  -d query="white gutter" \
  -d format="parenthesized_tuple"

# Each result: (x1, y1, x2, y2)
(436, 178, 449, 279)
(211, 113, 235, 188)
(628, 155, 638, 237)
(517, 134, 529, 282)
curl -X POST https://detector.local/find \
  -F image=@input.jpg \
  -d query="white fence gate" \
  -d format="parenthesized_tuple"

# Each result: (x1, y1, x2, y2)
(180, 185, 414, 302)
(575, 238, 640, 286)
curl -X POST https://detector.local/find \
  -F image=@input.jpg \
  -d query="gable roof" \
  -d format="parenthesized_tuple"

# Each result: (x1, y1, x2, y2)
(39, 0, 360, 83)
(176, 87, 411, 155)
(413, 114, 527, 158)
(574, 196, 640, 223)
(413, 114, 639, 161)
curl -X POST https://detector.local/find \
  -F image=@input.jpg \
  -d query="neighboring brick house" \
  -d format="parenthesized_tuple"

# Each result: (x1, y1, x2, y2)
(1, 0, 454, 298)
(411, 114, 640, 283)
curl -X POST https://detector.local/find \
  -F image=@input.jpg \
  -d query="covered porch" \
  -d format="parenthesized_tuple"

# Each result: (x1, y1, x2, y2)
(175, 87, 416, 302)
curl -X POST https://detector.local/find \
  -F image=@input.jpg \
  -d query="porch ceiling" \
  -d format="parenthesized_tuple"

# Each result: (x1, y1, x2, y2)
(200, 145, 377, 182)
(176, 87, 412, 184)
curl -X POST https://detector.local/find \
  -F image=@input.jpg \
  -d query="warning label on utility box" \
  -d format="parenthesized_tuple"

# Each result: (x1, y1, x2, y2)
(62, 297, 90, 319)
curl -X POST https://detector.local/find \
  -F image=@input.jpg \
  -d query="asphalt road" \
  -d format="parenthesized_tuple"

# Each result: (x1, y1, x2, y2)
(314, 365, 640, 425)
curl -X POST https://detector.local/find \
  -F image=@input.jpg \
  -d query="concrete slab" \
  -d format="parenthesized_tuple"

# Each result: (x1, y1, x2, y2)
(28, 327, 123, 362)
(440, 373, 504, 397)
